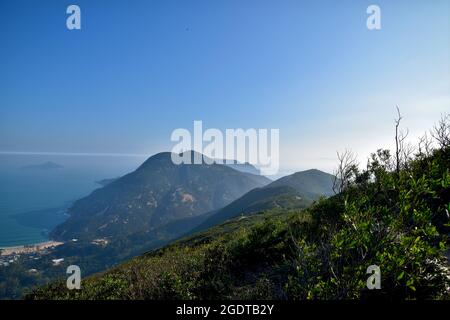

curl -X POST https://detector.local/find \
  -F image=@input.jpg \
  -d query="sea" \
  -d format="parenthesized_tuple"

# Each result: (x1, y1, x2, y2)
(0, 154, 146, 248)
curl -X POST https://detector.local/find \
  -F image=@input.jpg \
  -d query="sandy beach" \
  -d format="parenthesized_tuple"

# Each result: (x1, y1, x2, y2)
(0, 241, 64, 256)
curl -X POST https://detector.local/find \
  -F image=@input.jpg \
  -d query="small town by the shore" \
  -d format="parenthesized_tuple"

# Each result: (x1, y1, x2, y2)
(0, 241, 63, 266)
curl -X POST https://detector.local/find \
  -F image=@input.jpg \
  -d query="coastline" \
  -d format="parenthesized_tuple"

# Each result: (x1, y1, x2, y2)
(0, 240, 64, 256)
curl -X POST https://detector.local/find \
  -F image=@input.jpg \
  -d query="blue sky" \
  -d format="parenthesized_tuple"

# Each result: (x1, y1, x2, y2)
(1, 0, 449, 174)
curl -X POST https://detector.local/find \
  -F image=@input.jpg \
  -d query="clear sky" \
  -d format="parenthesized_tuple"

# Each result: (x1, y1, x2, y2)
(1, 0, 449, 174)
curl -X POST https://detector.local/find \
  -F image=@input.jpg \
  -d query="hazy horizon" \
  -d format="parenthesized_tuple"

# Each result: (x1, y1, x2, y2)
(1, 0, 449, 175)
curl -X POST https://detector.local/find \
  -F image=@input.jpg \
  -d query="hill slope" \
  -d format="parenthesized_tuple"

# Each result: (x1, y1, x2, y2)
(267, 169, 335, 200)
(51, 151, 270, 241)
(192, 169, 335, 233)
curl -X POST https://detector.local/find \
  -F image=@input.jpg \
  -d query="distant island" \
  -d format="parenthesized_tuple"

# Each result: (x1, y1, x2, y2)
(21, 161, 63, 170)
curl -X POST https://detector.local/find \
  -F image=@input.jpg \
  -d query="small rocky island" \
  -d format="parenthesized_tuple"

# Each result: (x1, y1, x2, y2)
(21, 161, 63, 170)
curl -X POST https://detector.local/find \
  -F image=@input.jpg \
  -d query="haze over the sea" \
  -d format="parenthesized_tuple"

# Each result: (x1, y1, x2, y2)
(0, 154, 145, 247)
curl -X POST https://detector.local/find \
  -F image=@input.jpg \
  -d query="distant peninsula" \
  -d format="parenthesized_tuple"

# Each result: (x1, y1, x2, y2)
(21, 161, 63, 170)
(95, 178, 117, 186)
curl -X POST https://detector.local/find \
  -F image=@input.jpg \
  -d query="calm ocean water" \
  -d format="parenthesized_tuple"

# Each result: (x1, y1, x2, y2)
(0, 154, 146, 247)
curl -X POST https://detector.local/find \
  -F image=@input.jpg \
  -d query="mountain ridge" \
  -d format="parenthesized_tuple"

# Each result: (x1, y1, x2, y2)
(50, 151, 270, 242)
(190, 168, 336, 233)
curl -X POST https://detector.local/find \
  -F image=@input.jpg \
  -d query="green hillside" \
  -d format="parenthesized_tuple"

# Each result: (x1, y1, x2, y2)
(192, 169, 336, 233)
(28, 130, 450, 300)
(268, 168, 335, 199)
(192, 186, 310, 234)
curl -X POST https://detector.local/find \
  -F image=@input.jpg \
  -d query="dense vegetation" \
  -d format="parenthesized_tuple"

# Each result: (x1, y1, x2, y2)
(28, 115, 450, 300)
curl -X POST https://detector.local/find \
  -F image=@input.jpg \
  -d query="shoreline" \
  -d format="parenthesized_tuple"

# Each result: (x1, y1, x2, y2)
(0, 240, 64, 256)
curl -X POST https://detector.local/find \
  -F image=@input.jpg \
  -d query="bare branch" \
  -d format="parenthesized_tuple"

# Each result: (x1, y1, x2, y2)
(394, 106, 403, 175)
(431, 113, 450, 149)
(417, 132, 433, 158)
(333, 150, 359, 194)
